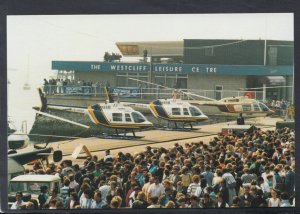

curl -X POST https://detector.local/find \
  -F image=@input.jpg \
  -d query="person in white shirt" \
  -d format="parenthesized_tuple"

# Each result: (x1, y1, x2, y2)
(262, 166, 276, 188)
(91, 190, 107, 209)
(268, 189, 281, 207)
(187, 175, 200, 196)
(10, 192, 26, 210)
(147, 176, 165, 199)
(104, 150, 113, 162)
(99, 180, 111, 203)
(258, 177, 270, 194)
(80, 189, 95, 209)
(68, 174, 79, 192)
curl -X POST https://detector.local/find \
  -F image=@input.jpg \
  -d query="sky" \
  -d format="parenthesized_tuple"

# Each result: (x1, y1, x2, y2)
(7, 13, 293, 84)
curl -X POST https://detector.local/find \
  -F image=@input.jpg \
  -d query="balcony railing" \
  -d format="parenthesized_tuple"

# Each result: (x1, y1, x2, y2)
(43, 85, 264, 101)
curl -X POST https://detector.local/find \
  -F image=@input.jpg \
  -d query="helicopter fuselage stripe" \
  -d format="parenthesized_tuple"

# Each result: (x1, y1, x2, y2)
(150, 102, 169, 118)
(88, 106, 100, 124)
(93, 110, 110, 125)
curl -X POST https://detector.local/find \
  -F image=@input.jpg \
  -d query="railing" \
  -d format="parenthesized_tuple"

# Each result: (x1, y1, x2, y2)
(43, 85, 264, 101)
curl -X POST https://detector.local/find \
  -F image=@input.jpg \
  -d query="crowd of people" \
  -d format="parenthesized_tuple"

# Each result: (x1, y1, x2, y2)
(43, 78, 100, 95)
(11, 127, 295, 210)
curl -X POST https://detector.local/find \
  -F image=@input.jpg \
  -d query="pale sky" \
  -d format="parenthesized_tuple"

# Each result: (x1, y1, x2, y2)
(7, 13, 294, 85)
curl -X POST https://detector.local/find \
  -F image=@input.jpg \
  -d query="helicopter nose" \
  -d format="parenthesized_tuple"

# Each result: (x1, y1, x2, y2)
(202, 114, 209, 120)
(266, 110, 275, 116)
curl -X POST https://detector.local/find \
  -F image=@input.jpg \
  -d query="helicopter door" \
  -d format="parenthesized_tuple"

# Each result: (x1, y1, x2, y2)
(253, 103, 260, 111)
(183, 108, 190, 116)
(125, 113, 133, 123)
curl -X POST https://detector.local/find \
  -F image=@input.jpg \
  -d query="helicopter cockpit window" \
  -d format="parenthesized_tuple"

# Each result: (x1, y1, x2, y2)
(183, 108, 190, 115)
(189, 107, 202, 116)
(242, 105, 251, 112)
(259, 102, 269, 112)
(125, 113, 132, 122)
(172, 108, 181, 115)
(112, 113, 123, 122)
(132, 112, 146, 123)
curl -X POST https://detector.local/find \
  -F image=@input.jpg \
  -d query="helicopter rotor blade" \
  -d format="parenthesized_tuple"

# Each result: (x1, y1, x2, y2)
(35, 110, 90, 129)
(241, 86, 293, 90)
(128, 78, 216, 101)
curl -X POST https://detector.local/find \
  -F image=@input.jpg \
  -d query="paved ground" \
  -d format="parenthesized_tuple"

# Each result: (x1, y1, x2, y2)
(50, 116, 282, 165)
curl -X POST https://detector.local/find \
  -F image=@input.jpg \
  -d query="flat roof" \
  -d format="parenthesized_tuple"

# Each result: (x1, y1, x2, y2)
(116, 41, 183, 57)
(10, 174, 61, 182)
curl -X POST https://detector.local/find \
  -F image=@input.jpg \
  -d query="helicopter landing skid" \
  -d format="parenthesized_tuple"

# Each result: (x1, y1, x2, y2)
(156, 127, 200, 132)
(92, 134, 144, 140)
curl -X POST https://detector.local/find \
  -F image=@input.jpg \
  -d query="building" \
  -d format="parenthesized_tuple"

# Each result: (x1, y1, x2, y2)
(51, 39, 293, 101)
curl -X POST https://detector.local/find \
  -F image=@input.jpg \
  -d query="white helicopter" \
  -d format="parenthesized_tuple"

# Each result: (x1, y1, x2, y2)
(36, 87, 153, 137)
(188, 96, 274, 118)
(122, 78, 208, 129)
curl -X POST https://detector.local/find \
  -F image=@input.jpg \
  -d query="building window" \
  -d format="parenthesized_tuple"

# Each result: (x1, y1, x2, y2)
(205, 47, 214, 56)
(172, 108, 181, 115)
(154, 74, 188, 89)
(117, 73, 150, 87)
(268, 47, 278, 66)
(112, 113, 123, 122)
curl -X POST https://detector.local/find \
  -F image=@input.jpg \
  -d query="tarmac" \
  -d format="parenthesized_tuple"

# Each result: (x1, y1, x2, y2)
(40, 116, 282, 166)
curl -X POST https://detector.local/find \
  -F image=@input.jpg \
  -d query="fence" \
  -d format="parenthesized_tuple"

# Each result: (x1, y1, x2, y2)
(44, 85, 264, 101)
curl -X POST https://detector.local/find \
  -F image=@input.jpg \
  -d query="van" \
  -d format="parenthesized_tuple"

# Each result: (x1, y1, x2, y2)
(8, 174, 61, 208)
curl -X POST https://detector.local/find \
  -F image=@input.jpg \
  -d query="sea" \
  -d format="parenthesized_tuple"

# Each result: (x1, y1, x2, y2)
(7, 80, 41, 133)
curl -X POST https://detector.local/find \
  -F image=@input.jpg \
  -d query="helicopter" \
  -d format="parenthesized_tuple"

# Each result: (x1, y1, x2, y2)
(188, 96, 274, 118)
(122, 78, 208, 130)
(35, 86, 153, 137)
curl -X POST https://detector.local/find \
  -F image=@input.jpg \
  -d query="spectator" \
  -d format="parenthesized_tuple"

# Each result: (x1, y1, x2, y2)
(147, 197, 161, 208)
(216, 193, 229, 208)
(222, 167, 237, 205)
(147, 176, 165, 200)
(104, 150, 113, 162)
(11, 192, 26, 210)
(202, 165, 214, 187)
(68, 192, 80, 209)
(38, 186, 49, 209)
(268, 189, 281, 207)
(280, 192, 291, 207)
(187, 175, 200, 196)
(91, 190, 107, 208)
(80, 189, 95, 209)
(200, 193, 214, 208)
(239, 185, 254, 207)
(132, 192, 148, 209)
(284, 165, 295, 196)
